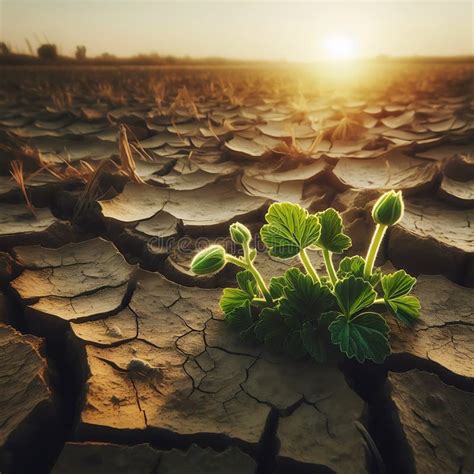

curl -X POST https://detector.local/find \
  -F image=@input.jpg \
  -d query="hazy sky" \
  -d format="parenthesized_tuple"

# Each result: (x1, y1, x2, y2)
(1, 0, 472, 61)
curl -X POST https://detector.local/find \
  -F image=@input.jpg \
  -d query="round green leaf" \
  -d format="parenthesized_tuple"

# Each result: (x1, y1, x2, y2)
(315, 208, 352, 253)
(333, 276, 377, 318)
(381, 270, 416, 299)
(260, 202, 321, 258)
(329, 312, 390, 363)
(280, 268, 337, 323)
(224, 301, 255, 338)
(386, 295, 421, 326)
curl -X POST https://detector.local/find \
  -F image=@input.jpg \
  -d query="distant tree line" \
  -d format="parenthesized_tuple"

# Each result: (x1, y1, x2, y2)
(0, 41, 472, 66)
(0, 42, 256, 66)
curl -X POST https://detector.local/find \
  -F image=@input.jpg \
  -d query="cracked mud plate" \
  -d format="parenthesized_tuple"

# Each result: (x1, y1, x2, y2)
(10, 239, 370, 473)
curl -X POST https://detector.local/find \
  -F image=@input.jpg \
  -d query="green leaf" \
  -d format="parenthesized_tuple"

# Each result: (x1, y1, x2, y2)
(279, 268, 337, 325)
(386, 295, 421, 326)
(301, 321, 326, 362)
(370, 268, 383, 288)
(381, 270, 416, 299)
(260, 202, 321, 258)
(381, 270, 419, 326)
(236, 270, 258, 296)
(338, 256, 365, 278)
(269, 275, 288, 299)
(224, 301, 255, 336)
(255, 268, 337, 360)
(220, 271, 257, 314)
(254, 308, 287, 352)
(320, 311, 339, 328)
(333, 276, 377, 318)
(315, 208, 352, 253)
(285, 331, 307, 359)
(319, 276, 334, 288)
(328, 312, 390, 363)
(338, 256, 381, 286)
(220, 288, 251, 314)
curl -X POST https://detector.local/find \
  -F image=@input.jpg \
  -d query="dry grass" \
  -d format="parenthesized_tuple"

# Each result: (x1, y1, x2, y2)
(329, 116, 365, 141)
(10, 160, 36, 216)
(150, 79, 166, 111)
(73, 160, 111, 220)
(272, 129, 325, 159)
(98, 82, 125, 104)
(51, 87, 73, 111)
(174, 86, 200, 118)
(118, 125, 145, 183)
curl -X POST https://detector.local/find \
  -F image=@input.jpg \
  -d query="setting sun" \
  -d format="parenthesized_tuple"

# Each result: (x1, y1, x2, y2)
(324, 34, 357, 60)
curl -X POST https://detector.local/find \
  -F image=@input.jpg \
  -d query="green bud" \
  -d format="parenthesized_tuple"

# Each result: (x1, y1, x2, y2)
(372, 190, 404, 226)
(229, 222, 252, 245)
(191, 245, 226, 275)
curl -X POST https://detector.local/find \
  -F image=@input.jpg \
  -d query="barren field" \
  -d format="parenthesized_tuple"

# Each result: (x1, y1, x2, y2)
(0, 63, 473, 474)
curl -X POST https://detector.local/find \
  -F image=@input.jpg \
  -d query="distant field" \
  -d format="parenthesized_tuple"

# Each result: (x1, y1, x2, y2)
(1, 60, 473, 93)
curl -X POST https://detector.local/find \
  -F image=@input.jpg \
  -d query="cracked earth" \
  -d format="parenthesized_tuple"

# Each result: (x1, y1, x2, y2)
(0, 64, 473, 473)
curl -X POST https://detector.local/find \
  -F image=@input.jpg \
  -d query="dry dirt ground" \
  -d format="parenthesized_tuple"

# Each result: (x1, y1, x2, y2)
(0, 63, 473, 474)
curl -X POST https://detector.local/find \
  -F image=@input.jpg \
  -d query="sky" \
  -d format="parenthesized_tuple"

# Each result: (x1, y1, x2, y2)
(0, 0, 472, 61)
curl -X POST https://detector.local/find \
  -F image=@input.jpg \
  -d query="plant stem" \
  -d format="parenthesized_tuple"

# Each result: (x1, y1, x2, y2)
(242, 242, 273, 304)
(299, 248, 320, 283)
(322, 248, 337, 285)
(372, 298, 387, 313)
(251, 297, 268, 305)
(249, 265, 273, 303)
(225, 254, 247, 269)
(364, 223, 387, 279)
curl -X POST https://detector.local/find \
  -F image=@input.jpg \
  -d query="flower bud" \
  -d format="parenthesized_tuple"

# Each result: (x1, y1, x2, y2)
(191, 245, 226, 275)
(229, 222, 252, 245)
(372, 190, 404, 226)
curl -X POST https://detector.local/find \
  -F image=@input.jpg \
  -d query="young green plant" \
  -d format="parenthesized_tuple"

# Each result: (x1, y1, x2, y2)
(191, 190, 420, 364)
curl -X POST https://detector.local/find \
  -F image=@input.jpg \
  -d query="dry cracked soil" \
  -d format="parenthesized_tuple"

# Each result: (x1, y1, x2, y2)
(0, 64, 473, 474)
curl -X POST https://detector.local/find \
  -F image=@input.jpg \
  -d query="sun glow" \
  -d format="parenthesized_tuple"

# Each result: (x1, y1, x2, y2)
(324, 34, 357, 60)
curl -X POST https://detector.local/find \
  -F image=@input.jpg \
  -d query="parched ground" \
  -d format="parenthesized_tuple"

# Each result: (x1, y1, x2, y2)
(0, 63, 473, 474)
